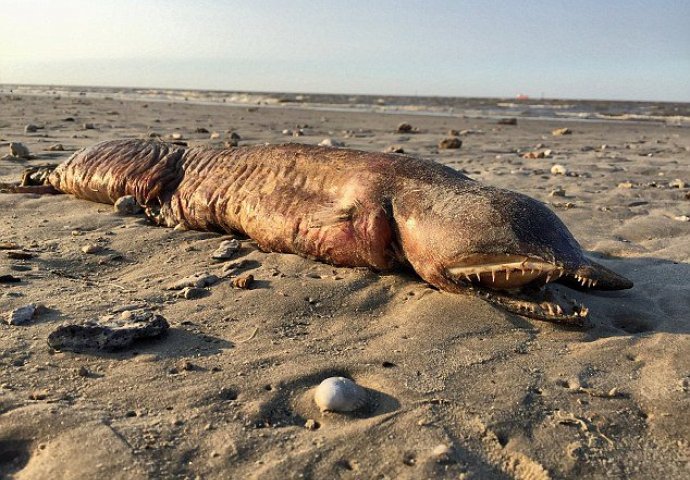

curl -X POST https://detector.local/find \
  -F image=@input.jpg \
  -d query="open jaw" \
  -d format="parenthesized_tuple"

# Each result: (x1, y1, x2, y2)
(445, 254, 597, 326)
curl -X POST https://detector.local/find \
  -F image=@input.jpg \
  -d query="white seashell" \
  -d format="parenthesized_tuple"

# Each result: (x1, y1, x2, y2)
(313, 377, 368, 412)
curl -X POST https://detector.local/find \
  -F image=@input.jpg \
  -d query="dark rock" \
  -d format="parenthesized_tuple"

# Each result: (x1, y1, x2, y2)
(438, 137, 462, 150)
(47, 311, 169, 352)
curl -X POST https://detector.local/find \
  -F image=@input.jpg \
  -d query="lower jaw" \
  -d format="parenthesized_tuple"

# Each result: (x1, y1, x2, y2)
(468, 283, 589, 326)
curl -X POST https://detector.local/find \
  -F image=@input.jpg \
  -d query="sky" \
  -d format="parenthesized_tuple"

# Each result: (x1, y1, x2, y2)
(0, 0, 688, 102)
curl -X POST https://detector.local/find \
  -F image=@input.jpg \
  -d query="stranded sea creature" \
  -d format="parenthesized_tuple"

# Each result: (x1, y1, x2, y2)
(4, 139, 633, 325)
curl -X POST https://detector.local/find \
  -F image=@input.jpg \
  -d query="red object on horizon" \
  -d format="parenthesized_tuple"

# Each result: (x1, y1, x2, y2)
(516, 94, 529, 100)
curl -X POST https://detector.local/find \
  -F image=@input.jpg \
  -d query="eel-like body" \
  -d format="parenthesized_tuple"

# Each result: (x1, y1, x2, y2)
(21, 139, 634, 325)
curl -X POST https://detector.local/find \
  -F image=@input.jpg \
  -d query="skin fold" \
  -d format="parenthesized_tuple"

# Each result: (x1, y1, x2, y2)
(11, 139, 633, 325)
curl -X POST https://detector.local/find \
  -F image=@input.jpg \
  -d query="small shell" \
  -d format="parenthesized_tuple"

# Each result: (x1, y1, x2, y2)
(313, 377, 368, 413)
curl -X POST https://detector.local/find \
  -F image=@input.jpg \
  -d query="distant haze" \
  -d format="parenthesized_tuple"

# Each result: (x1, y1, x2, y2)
(1, 0, 688, 102)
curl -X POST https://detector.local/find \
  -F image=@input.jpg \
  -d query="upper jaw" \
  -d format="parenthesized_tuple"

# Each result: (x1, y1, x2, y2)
(444, 254, 600, 325)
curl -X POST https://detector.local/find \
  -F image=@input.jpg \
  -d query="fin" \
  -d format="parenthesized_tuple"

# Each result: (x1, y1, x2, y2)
(0, 183, 62, 195)
(307, 201, 361, 228)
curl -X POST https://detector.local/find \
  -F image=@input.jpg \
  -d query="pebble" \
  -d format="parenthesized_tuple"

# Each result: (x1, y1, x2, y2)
(177, 287, 206, 299)
(432, 444, 453, 463)
(550, 164, 567, 175)
(166, 273, 219, 290)
(81, 244, 102, 254)
(83, 123, 95, 130)
(211, 239, 241, 260)
(224, 139, 239, 148)
(438, 137, 462, 150)
(5, 303, 42, 325)
(552, 127, 572, 136)
(497, 118, 518, 125)
(114, 195, 142, 215)
(673, 215, 690, 222)
(47, 310, 169, 352)
(231, 274, 254, 289)
(669, 178, 686, 189)
(24, 124, 39, 133)
(6, 250, 35, 260)
(383, 145, 405, 154)
(396, 123, 414, 133)
(304, 419, 320, 430)
(47, 143, 64, 151)
(0, 274, 21, 283)
(618, 181, 634, 189)
(318, 138, 345, 148)
(521, 149, 552, 159)
(313, 377, 368, 412)
(229, 131, 241, 141)
(549, 187, 567, 197)
(9, 142, 31, 159)
(210, 132, 221, 140)
(195, 127, 209, 134)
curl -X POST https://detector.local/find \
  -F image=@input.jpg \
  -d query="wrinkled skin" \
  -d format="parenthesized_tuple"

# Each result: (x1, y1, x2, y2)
(14, 140, 633, 325)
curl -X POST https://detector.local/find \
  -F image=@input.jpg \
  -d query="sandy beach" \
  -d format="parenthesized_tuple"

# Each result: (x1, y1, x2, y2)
(1, 90, 688, 479)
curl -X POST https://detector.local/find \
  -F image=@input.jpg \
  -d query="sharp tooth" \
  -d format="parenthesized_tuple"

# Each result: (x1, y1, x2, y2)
(546, 304, 554, 315)
(521, 269, 526, 276)
(506, 269, 511, 280)
(556, 304, 564, 315)
(580, 277, 587, 286)
(592, 279, 598, 287)
(474, 272, 481, 281)
(545, 273, 553, 283)
(491, 270, 496, 282)
(587, 279, 593, 288)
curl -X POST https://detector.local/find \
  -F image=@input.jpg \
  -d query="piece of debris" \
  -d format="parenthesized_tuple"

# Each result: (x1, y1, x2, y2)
(550, 187, 567, 197)
(318, 138, 345, 148)
(211, 239, 241, 261)
(383, 145, 405, 154)
(552, 127, 572, 136)
(47, 310, 169, 352)
(9, 142, 31, 159)
(550, 164, 567, 175)
(166, 273, 219, 290)
(521, 149, 552, 159)
(5, 303, 44, 325)
(438, 137, 462, 150)
(396, 123, 414, 133)
(176, 287, 207, 299)
(618, 181, 634, 189)
(81, 244, 103, 254)
(669, 178, 686, 189)
(24, 124, 39, 133)
(231, 274, 254, 289)
(497, 118, 518, 126)
(113, 195, 142, 215)
(6, 250, 35, 260)
(46, 143, 65, 151)
(0, 274, 21, 283)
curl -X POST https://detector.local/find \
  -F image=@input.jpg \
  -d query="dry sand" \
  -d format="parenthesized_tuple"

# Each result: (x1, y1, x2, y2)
(0, 92, 688, 479)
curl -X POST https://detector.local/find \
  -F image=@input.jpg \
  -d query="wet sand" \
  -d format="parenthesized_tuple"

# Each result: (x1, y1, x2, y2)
(1, 92, 688, 479)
